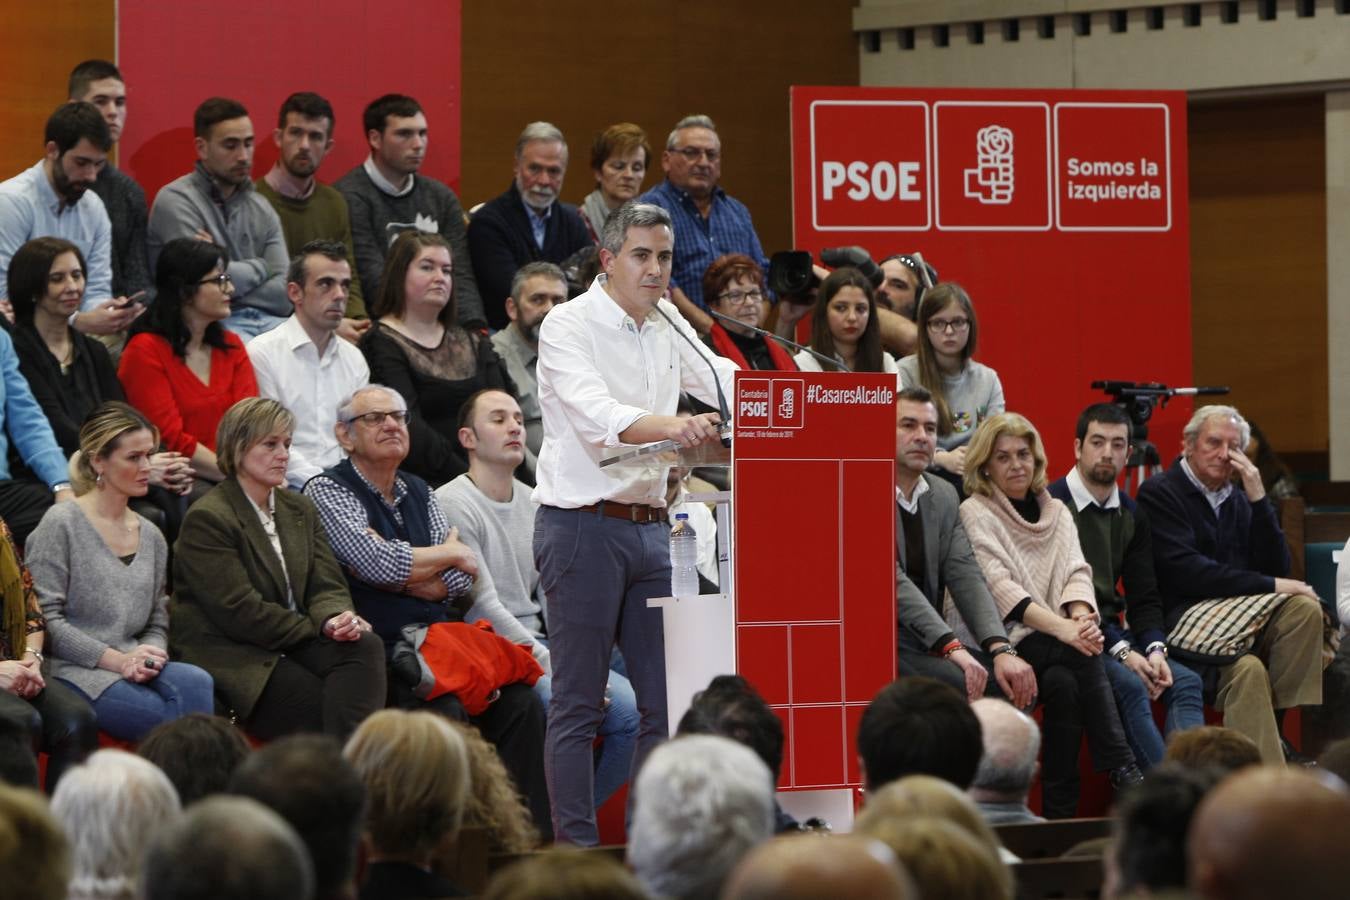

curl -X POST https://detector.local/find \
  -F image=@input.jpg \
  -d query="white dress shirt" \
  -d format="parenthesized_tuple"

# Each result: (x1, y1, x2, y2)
(1064, 465, 1121, 512)
(247, 314, 370, 487)
(533, 275, 738, 508)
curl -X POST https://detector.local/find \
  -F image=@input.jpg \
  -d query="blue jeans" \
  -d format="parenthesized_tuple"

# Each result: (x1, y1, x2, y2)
(62, 661, 215, 742)
(224, 306, 289, 343)
(1105, 652, 1205, 768)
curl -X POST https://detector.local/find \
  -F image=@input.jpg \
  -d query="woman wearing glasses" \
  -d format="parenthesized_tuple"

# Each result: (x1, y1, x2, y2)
(898, 283, 1005, 482)
(172, 398, 385, 739)
(361, 231, 515, 488)
(702, 254, 799, 371)
(793, 267, 898, 376)
(119, 238, 258, 488)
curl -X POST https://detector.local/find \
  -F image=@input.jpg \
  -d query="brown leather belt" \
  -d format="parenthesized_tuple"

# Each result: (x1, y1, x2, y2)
(576, 501, 669, 523)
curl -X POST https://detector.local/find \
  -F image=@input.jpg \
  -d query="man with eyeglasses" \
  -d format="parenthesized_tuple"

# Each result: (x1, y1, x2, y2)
(148, 97, 290, 341)
(305, 384, 552, 836)
(638, 115, 770, 334)
(248, 240, 369, 488)
(468, 122, 590, 331)
(491, 261, 567, 461)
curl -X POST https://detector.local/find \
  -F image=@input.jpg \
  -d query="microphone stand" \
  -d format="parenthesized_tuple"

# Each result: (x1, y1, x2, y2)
(706, 306, 850, 373)
(655, 305, 734, 447)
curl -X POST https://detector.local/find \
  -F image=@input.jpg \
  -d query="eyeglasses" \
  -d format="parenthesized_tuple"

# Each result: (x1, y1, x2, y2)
(926, 317, 970, 334)
(671, 146, 720, 163)
(198, 272, 233, 288)
(346, 410, 409, 427)
(717, 289, 763, 306)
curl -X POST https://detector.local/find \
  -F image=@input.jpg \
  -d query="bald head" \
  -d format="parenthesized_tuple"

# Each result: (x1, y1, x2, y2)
(1189, 767, 1350, 900)
(722, 834, 916, 900)
(969, 698, 1040, 801)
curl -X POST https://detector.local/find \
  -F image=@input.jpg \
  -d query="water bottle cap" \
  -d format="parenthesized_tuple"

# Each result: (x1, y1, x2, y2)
(675, 513, 689, 520)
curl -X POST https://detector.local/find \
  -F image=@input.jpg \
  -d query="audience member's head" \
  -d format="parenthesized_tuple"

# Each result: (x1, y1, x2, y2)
(663, 113, 720, 198)
(67, 59, 126, 144)
(969, 698, 1041, 805)
(723, 834, 916, 900)
(856, 775, 1006, 866)
(506, 261, 566, 344)
(1074, 402, 1133, 491)
(1188, 767, 1350, 900)
(1164, 726, 1262, 775)
(335, 385, 411, 469)
(857, 677, 983, 792)
(703, 253, 768, 337)
(228, 735, 365, 900)
(1107, 762, 1223, 900)
(372, 230, 456, 326)
(284, 238, 353, 336)
(627, 734, 774, 900)
(50, 749, 181, 900)
(363, 94, 426, 178)
(0, 706, 39, 788)
(192, 97, 254, 189)
(914, 282, 981, 433)
(274, 91, 335, 180)
(449, 719, 538, 854)
(215, 397, 296, 481)
(343, 709, 469, 865)
(514, 121, 568, 213)
(0, 783, 69, 900)
(146, 237, 232, 355)
(43, 102, 110, 205)
(137, 713, 251, 807)
(858, 815, 1012, 900)
(482, 847, 648, 900)
(676, 673, 784, 781)
(1181, 405, 1251, 493)
(1317, 735, 1350, 785)
(876, 252, 932, 319)
(7, 236, 87, 327)
(142, 795, 314, 900)
(68, 401, 159, 497)
(809, 265, 885, 373)
(457, 389, 526, 472)
(589, 122, 650, 208)
(964, 412, 1050, 500)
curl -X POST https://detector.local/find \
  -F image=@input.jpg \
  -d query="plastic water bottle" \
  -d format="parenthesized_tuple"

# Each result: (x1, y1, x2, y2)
(669, 513, 700, 597)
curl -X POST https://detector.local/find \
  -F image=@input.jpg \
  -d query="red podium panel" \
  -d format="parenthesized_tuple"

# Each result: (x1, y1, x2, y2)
(733, 372, 896, 792)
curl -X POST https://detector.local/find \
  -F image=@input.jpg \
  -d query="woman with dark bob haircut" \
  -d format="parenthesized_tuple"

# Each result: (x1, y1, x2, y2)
(118, 238, 257, 487)
(361, 231, 515, 487)
(794, 266, 897, 375)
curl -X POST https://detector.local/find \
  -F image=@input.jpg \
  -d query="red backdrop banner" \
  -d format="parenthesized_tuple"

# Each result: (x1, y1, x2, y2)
(792, 86, 1192, 469)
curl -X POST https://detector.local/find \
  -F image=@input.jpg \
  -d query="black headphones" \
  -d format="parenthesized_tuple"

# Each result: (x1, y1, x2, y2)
(882, 253, 939, 306)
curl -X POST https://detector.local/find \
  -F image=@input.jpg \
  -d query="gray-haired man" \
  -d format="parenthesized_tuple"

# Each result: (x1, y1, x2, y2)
(468, 122, 590, 330)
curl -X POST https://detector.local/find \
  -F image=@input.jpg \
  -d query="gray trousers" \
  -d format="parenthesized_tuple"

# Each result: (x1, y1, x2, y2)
(534, 505, 671, 845)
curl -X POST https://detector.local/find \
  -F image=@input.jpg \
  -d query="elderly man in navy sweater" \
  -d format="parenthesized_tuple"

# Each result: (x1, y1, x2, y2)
(1137, 405, 1324, 765)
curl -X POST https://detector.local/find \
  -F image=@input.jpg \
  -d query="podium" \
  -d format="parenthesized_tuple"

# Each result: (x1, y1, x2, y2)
(605, 372, 897, 827)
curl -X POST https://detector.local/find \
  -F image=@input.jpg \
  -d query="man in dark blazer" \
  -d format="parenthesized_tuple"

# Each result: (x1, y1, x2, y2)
(467, 122, 590, 331)
(894, 386, 1036, 707)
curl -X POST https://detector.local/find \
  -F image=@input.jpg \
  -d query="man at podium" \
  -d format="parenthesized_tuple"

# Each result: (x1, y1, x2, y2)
(533, 201, 737, 845)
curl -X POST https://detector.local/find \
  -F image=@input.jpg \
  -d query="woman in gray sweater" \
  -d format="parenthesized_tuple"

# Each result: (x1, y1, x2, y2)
(27, 402, 214, 741)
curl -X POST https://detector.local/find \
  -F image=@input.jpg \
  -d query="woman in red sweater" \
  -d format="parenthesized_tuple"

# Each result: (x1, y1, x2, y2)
(118, 239, 258, 488)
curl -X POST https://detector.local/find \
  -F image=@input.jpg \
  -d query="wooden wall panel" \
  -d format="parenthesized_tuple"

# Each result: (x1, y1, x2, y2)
(1189, 95, 1327, 454)
(0, 1, 116, 178)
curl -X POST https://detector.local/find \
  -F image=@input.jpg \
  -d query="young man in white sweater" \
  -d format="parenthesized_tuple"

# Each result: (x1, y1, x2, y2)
(434, 388, 639, 812)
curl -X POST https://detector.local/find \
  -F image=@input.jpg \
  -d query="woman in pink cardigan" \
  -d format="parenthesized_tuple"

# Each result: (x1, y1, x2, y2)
(958, 412, 1141, 818)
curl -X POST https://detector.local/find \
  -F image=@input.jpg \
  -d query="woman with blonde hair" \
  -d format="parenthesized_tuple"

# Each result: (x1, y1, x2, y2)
(450, 719, 539, 854)
(959, 412, 1139, 817)
(344, 708, 471, 899)
(27, 402, 213, 741)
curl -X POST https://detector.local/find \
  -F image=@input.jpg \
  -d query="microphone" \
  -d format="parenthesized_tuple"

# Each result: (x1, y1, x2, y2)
(706, 306, 851, 373)
(654, 305, 733, 447)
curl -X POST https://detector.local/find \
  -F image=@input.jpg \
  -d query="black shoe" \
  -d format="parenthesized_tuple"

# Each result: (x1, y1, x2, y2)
(1109, 763, 1145, 790)
(1281, 737, 1317, 768)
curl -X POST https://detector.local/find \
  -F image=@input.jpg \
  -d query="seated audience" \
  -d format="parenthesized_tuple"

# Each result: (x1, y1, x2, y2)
(723, 834, 916, 900)
(899, 284, 1005, 484)
(172, 398, 385, 740)
(27, 403, 214, 741)
(960, 413, 1141, 817)
(9, 237, 194, 510)
(229, 735, 365, 900)
(1104, 762, 1222, 900)
(306, 384, 548, 834)
(1138, 404, 1323, 765)
(467, 122, 590, 330)
(343, 709, 470, 900)
(857, 815, 1012, 900)
(627, 734, 775, 900)
(0, 515, 95, 790)
(119, 238, 258, 488)
(578, 122, 651, 244)
(490, 262, 566, 463)
(0, 782, 70, 900)
(1188, 767, 1350, 900)
(361, 231, 515, 487)
(450, 719, 539, 854)
(142, 795, 314, 900)
(246, 240, 370, 488)
(482, 848, 649, 900)
(1164, 725, 1263, 774)
(703, 253, 801, 371)
(968, 697, 1044, 825)
(856, 775, 1009, 867)
(856, 677, 983, 792)
(793, 266, 897, 375)
(137, 713, 251, 807)
(50, 749, 181, 900)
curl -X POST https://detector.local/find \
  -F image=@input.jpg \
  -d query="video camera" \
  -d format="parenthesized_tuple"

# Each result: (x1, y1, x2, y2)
(767, 246, 884, 300)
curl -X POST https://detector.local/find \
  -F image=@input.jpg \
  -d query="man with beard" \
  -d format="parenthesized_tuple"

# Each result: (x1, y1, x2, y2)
(491, 262, 566, 462)
(0, 102, 141, 336)
(148, 97, 290, 341)
(1049, 403, 1205, 769)
(468, 122, 590, 330)
(255, 93, 368, 345)
(247, 240, 369, 488)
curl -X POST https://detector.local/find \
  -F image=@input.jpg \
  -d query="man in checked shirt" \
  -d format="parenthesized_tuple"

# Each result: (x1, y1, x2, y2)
(305, 383, 550, 835)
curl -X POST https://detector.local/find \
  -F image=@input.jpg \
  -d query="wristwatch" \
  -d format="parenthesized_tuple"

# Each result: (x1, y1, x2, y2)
(990, 643, 1019, 659)
(1114, 645, 1133, 662)
(1145, 641, 1168, 658)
